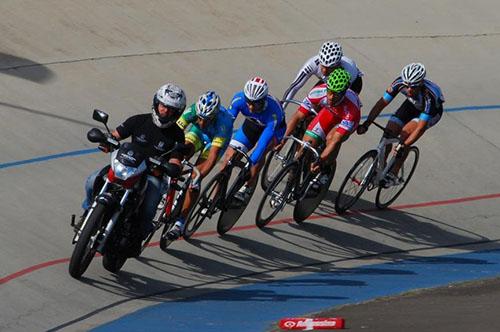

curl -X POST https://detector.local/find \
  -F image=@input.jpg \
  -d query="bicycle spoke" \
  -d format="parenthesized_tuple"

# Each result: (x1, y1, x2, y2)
(335, 150, 377, 214)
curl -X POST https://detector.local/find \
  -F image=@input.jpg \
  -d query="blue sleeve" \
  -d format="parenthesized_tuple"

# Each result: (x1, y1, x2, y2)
(228, 92, 244, 118)
(383, 92, 394, 103)
(383, 77, 402, 103)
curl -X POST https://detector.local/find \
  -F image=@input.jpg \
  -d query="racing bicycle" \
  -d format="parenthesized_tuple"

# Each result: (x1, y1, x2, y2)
(334, 121, 419, 213)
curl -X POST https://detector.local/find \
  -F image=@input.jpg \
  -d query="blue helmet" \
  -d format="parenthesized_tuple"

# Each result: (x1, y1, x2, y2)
(196, 91, 220, 119)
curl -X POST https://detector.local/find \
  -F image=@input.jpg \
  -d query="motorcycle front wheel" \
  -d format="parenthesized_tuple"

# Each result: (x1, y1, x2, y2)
(68, 202, 108, 279)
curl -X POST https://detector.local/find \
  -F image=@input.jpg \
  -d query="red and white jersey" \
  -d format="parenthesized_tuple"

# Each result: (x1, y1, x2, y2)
(282, 55, 361, 108)
(299, 83, 361, 135)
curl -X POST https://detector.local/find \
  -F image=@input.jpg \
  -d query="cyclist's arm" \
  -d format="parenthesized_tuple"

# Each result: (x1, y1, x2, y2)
(365, 97, 389, 125)
(285, 88, 321, 137)
(228, 94, 243, 119)
(284, 110, 307, 138)
(282, 57, 318, 107)
(196, 144, 221, 177)
(320, 130, 345, 163)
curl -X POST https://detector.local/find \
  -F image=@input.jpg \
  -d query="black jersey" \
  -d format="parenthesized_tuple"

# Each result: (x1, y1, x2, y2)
(116, 113, 184, 158)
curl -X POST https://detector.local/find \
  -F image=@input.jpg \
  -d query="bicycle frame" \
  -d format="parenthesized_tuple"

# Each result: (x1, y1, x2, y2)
(283, 135, 321, 201)
(361, 122, 404, 188)
(217, 146, 252, 210)
(155, 160, 200, 224)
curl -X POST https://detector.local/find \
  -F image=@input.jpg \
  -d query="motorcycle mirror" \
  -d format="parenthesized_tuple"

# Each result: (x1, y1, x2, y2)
(87, 128, 106, 143)
(93, 109, 109, 124)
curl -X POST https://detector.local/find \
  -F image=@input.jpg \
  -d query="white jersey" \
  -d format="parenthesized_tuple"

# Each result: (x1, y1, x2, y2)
(282, 55, 361, 109)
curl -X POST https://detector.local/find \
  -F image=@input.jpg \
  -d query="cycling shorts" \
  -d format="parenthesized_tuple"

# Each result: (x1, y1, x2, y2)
(230, 119, 285, 154)
(389, 99, 443, 129)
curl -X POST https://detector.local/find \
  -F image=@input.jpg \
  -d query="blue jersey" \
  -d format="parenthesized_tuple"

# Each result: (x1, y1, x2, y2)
(228, 91, 285, 164)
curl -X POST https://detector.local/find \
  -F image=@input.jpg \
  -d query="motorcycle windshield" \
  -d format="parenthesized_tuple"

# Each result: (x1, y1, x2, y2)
(116, 142, 147, 167)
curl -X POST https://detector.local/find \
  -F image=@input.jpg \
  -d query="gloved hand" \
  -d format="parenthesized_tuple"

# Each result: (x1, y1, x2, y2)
(357, 122, 370, 135)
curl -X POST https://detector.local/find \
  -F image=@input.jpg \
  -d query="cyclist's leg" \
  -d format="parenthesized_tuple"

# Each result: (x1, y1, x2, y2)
(303, 108, 339, 170)
(182, 142, 225, 218)
(248, 121, 286, 188)
(224, 124, 255, 169)
(284, 109, 308, 142)
(179, 132, 205, 219)
(392, 105, 442, 174)
(384, 100, 418, 159)
(322, 126, 353, 171)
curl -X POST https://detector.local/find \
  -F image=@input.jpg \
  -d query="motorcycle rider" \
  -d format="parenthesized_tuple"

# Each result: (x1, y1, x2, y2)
(78, 83, 186, 255)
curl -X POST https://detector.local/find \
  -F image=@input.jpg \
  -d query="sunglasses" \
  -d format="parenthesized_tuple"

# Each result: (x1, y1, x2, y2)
(245, 97, 266, 107)
(403, 83, 421, 89)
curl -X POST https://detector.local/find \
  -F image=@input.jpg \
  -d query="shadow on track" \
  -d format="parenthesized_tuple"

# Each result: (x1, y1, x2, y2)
(0, 52, 55, 83)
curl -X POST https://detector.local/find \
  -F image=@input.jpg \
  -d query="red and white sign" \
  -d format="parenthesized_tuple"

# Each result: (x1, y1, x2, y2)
(279, 317, 345, 330)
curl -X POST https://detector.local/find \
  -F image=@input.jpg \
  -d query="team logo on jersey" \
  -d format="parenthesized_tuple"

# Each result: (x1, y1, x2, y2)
(340, 119, 355, 131)
(137, 134, 147, 143)
(155, 141, 166, 151)
(309, 86, 327, 99)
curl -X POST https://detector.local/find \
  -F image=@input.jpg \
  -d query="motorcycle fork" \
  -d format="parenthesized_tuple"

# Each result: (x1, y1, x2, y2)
(96, 189, 132, 252)
(72, 180, 111, 244)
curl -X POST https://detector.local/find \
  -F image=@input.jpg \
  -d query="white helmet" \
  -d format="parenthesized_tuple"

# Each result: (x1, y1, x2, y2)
(318, 41, 343, 67)
(401, 63, 426, 85)
(152, 83, 186, 128)
(244, 76, 268, 101)
(196, 91, 220, 119)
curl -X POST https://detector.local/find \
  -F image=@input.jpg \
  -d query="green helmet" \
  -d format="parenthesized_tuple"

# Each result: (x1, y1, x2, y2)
(327, 68, 351, 93)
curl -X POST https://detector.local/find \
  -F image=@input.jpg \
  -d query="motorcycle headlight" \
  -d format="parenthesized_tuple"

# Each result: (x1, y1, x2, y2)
(112, 159, 137, 180)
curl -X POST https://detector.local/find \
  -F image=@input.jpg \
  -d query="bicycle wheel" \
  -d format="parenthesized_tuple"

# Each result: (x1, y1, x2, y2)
(294, 163, 336, 223)
(260, 140, 298, 191)
(256, 162, 298, 228)
(375, 146, 419, 209)
(217, 170, 250, 236)
(183, 172, 226, 239)
(335, 150, 378, 214)
(159, 180, 191, 250)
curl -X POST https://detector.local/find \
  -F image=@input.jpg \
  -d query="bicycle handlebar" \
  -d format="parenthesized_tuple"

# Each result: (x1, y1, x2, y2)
(370, 121, 402, 141)
(283, 135, 320, 161)
(181, 159, 201, 184)
(230, 146, 252, 170)
(281, 99, 318, 116)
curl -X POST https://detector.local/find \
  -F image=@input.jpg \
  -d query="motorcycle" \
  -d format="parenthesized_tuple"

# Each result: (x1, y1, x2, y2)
(69, 109, 182, 279)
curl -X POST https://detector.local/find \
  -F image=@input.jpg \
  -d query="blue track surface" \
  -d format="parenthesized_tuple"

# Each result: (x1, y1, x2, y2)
(93, 249, 500, 332)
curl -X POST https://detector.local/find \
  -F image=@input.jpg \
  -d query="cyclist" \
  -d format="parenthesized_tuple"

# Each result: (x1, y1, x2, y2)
(223, 76, 286, 203)
(292, 68, 361, 183)
(357, 62, 444, 186)
(281, 40, 363, 110)
(166, 91, 234, 240)
(79, 83, 186, 255)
